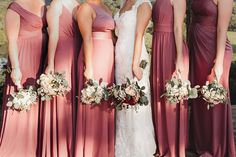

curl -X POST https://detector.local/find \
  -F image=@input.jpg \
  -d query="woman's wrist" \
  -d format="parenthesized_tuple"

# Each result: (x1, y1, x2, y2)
(11, 66, 20, 70)
(85, 64, 93, 70)
(215, 58, 224, 66)
(176, 54, 183, 61)
(132, 60, 140, 68)
(47, 60, 54, 66)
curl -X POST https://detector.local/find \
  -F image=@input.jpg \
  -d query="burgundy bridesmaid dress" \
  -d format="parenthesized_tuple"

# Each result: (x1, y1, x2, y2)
(0, 2, 48, 157)
(39, 5, 81, 157)
(188, 0, 236, 156)
(74, 3, 115, 157)
(151, 0, 189, 156)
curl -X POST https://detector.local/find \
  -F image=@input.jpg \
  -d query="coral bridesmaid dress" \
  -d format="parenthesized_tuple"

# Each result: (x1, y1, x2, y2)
(188, 0, 236, 156)
(0, 2, 48, 157)
(39, 5, 81, 157)
(74, 3, 115, 157)
(151, 0, 189, 156)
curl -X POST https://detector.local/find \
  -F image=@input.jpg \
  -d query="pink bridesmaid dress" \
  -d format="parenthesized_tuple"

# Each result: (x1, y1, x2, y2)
(188, 0, 236, 156)
(74, 3, 115, 157)
(39, 5, 81, 157)
(0, 2, 48, 157)
(151, 0, 189, 156)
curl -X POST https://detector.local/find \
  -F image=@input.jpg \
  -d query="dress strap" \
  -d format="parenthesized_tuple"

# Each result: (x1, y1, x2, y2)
(8, 2, 46, 19)
(8, 2, 25, 17)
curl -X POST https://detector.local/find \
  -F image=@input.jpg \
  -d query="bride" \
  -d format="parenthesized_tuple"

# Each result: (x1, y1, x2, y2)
(114, 0, 156, 156)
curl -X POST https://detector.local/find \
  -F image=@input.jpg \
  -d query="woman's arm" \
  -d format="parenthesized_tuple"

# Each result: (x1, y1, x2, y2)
(172, 0, 186, 75)
(5, 9, 22, 88)
(214, 0, 233, 81)
(45, 0, 62, 74)
(132, 2, 151, 80)
(77, 3, 94, 80)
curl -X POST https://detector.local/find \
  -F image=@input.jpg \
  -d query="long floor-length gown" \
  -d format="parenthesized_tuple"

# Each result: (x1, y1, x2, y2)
(0, 2, 48, 157)
(39, 5, 81, 157)
(114, 0, 156, 156)
(188, 0, 236, 156)
(151, 0, 189, 156)
(74, 3, 115, 157)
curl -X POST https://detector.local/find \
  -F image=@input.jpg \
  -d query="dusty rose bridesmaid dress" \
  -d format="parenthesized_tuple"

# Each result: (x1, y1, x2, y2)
(39, 5, 81, 157)
(151, 0, 189, 156)
(0, 2, 48, 157)
(74, 3, 115, 157)
(188, 0, 236, 156)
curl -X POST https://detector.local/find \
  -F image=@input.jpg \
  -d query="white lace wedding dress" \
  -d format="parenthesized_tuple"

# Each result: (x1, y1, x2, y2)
(114, 0, 156, 156)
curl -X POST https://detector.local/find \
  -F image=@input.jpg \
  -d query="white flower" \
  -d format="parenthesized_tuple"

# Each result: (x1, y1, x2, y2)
(109, 78, 149, 110)
(37, 72, 70, 100)
(162, 75, 199, 104)
(201, 80, 228, 108)
(125, 85, 137, 97)
(7, 86, 38, 111)
(81, 79, 108, 105)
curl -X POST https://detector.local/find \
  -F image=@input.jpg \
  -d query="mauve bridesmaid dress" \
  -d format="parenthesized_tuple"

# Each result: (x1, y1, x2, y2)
(74, 3, 115, 157)
(39, 5, 81, 157)
(0, 2, 48, 157)
(188, 0, 236, 156)
(151, 0, 189, 156)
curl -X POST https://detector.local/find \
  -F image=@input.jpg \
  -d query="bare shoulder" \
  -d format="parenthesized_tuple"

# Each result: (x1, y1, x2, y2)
(47, 0, 62, 15)
(77, 2, 95, 19)
(6, 8, 20, 20)
(78, 3, 93, 13)
(137, 1, 152, 12)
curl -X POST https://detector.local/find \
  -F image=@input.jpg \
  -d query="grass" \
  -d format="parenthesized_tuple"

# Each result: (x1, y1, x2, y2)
(228, 31, 236, 61)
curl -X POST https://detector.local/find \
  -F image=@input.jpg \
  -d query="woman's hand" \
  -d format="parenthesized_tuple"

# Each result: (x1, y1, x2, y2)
(45, 64, 54, 74)
(11, 67, 22, 88)
(133, 65, 143, 80)
(84, 68, 94, 80)
(175, 57, 184, 75)
(213, 62, 223, 82)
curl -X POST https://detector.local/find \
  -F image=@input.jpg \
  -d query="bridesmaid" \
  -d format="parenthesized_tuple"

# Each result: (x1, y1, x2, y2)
(40, 0, 81, 156)
(0, 0, 47, 156)
(151, 0, 189, 156)
(188, 0, 236, 156)
(74, 0, 115, 156)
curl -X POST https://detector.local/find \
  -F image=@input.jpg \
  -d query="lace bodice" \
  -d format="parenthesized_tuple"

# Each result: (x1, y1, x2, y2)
(114, 1, 156, 157)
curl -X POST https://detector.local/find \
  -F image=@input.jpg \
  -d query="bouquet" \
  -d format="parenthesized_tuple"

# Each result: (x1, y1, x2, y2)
(37, 72, 70, 101)
(162, 73, 199, 104)
(81, 79, 109, 105)
(0, 58, 8, 87)
(109, 78, 149, 110)
(201, 79, 228, 109)
(7, 86, 38, 111)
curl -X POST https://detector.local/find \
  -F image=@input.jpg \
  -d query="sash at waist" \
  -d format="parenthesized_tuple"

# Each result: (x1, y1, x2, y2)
(18, 29, 47, 39)
(154, 24, 173, 33)
(92, 31, 112, 39)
